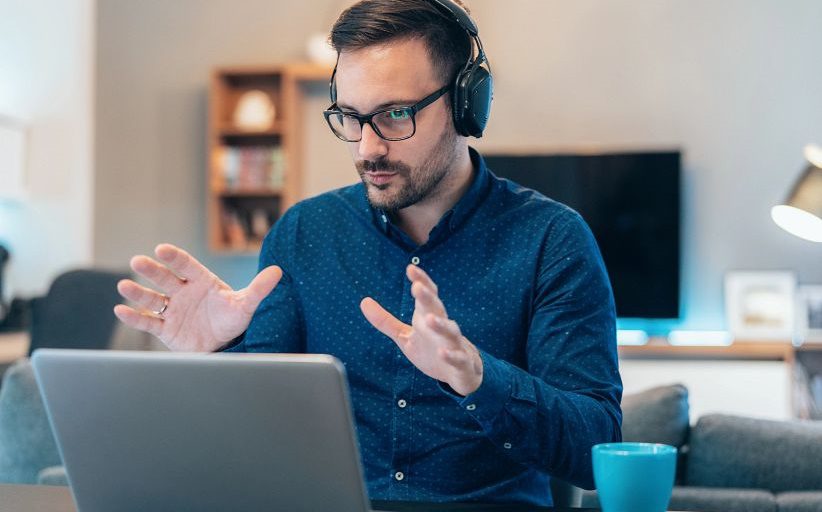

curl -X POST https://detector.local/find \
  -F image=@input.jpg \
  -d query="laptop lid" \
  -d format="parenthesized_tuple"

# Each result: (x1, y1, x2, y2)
(32, 349, 371, 512)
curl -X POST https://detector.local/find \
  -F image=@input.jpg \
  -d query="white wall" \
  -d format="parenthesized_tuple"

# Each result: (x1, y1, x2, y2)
(0, 0, 95, 296)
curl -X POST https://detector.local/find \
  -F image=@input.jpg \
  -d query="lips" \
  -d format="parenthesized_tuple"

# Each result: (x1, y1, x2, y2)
(365, 171, 397, 186)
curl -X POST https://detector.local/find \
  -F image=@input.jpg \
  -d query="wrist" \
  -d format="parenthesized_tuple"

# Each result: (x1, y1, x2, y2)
(450, 341, 484, 396)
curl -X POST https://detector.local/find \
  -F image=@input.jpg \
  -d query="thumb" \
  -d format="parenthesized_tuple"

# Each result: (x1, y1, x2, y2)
(360, 297, 408, 342)
(239, 265, 283, 313)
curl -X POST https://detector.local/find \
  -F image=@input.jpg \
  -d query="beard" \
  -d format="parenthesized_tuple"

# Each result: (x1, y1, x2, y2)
(356, 127, 459, 213)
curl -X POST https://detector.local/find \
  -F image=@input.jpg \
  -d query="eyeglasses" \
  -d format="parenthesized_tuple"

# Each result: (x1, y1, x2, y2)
(323, 85, 451, 142)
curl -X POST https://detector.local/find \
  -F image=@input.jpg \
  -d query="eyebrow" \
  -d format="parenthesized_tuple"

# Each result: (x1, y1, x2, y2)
(336, 99, 417, 113)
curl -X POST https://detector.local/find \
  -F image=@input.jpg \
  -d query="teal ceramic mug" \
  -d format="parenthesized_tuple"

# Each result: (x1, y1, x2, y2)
(592, 442, 677, 512)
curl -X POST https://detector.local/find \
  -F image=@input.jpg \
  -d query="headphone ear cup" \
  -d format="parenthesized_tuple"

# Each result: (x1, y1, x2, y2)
(453, 65, 493, 138)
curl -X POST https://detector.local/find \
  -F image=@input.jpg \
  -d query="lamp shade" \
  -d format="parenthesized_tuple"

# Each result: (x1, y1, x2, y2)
(771, 144, 822, 243)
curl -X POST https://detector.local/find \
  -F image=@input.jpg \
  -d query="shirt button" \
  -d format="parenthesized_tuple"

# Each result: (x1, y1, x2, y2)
(466, 404, 476, 411)
(394, 471, 405, 481)
(410, 256, 420, 265)
(503, 442, 512, 450)
(397, 399, 407, 408)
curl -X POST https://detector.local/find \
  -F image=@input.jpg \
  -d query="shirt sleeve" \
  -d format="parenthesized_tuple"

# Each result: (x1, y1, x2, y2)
(449, 209, 623, 490)
(222, 207, 306, 354)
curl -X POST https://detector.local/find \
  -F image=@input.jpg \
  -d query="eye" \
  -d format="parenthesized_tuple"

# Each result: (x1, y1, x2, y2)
(387, 109, 411, 120)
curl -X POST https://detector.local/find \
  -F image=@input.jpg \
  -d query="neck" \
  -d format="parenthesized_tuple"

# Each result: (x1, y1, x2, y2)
(394, 147, 474, 245)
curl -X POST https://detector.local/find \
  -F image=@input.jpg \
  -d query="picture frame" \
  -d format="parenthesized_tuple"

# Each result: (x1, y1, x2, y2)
(797, 285, 822, 343)
(724, 271, 797, 341)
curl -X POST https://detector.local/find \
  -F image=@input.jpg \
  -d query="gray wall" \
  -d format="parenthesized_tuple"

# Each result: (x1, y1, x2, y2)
(95, 0, 822, 333)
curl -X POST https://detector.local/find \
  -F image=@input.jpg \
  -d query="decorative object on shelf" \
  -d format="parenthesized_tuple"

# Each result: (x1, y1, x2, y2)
(232, 90, 276, 132)
(724, 270, 796, 341)
(771, 144, 822, 243)
(0, 116, 27, 201)
(797, 285, 822, 343)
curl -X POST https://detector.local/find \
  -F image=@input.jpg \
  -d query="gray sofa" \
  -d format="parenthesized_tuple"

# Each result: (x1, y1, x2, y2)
(581, 384, 822, 512)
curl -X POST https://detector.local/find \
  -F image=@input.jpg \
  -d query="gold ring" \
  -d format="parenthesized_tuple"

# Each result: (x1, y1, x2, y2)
(154, 295, 169, 316)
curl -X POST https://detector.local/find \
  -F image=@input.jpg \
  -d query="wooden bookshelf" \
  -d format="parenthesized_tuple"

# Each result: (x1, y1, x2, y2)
(207, 63, 333, 253)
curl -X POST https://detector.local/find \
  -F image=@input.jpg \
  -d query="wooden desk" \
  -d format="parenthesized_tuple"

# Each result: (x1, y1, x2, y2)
(0, 484, 609, 511)
(0, 331, 28, 365)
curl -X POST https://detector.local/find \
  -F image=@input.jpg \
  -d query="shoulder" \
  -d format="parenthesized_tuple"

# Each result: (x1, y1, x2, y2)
(486, 171, 588, 236)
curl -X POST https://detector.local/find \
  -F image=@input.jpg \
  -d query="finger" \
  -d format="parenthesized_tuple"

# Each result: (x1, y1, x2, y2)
(425, 313, 462, 342)
(238, 265, 283, 315)
(154, 243, 211, 282)
(406, 264, 438, 293)
(359, 297, 410, 343)
(411, 281, 447, 317)
(117, 279, 169, 313)
(130, 255, 185, 294)
(113, 304, 163, 338)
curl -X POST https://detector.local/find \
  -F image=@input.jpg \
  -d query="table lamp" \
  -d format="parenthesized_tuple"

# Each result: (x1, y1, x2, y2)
(771, 144, 822, 242)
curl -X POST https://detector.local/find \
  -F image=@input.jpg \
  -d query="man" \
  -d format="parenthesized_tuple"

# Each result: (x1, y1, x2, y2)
(115, 0, 622, 506)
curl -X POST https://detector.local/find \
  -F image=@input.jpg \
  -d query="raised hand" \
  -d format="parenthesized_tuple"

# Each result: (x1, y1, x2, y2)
(114, 243, 281, 352)
(360, 264, 483, 396)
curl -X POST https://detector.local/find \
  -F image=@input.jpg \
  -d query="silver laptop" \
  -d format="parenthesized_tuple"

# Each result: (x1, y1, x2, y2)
(32, 349, 373, 512)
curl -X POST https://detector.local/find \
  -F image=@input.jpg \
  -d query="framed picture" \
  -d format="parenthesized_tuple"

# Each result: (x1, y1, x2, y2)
(797, 285, 822, 343)
(724, 271, 797, 341)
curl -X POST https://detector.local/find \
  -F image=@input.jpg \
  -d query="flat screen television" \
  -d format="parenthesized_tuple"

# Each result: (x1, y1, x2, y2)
(484, 151, 681, 319)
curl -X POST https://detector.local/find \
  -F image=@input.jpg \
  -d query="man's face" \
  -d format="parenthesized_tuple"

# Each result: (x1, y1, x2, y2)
(334, 38, 460, 212)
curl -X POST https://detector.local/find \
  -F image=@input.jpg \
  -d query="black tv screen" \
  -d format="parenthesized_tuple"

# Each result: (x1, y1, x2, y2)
(484, 151, 681, 319)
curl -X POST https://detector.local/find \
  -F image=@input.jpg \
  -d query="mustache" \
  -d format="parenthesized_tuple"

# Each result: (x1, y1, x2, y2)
(356, 158, 411, 175)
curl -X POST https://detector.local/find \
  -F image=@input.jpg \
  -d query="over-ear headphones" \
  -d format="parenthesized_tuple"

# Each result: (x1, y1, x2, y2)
(329, 0, 493, 138)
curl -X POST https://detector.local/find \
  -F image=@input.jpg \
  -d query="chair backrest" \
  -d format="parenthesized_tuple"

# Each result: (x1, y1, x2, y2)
(28, 268, 130, 356)
(0, 358, 61, 483)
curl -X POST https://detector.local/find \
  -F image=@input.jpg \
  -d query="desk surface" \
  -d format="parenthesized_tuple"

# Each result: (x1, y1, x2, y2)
(0, 484, 702, 512)
(0, 484, 600, 512)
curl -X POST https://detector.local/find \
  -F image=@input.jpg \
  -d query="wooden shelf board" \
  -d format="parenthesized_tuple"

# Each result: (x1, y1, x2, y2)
(619, 340, 794, 361)
(218, 189, 283, 198)
(218, 123, 284, 138)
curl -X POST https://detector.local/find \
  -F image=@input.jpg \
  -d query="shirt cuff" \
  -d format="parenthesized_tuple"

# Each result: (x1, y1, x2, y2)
(441, 349, 513, 424)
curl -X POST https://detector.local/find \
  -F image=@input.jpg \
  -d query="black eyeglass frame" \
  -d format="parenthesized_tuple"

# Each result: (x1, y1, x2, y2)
(323, 84, 451, 142)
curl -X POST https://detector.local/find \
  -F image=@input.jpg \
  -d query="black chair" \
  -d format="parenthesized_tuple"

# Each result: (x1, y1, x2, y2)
(27, 269, 130, 356)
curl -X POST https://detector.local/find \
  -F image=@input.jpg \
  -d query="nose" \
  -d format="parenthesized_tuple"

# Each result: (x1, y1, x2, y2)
(357, 123, 388, 161)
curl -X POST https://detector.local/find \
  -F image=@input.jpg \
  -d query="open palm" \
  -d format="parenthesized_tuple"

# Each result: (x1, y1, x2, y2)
(114, 244, 281, 352)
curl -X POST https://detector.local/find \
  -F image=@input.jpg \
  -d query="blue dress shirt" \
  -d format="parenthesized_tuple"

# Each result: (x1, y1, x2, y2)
(225, 148, 622, 507)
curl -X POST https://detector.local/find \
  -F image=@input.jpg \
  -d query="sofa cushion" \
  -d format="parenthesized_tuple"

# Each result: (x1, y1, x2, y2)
(581, 486, 777, 512)
(621, 383, 690, 447)
(776, 492, 822, 512)
(687, 414, 822, 493)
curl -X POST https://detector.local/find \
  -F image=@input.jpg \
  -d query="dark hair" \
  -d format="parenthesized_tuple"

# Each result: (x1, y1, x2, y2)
(329, 0, 473, 87)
